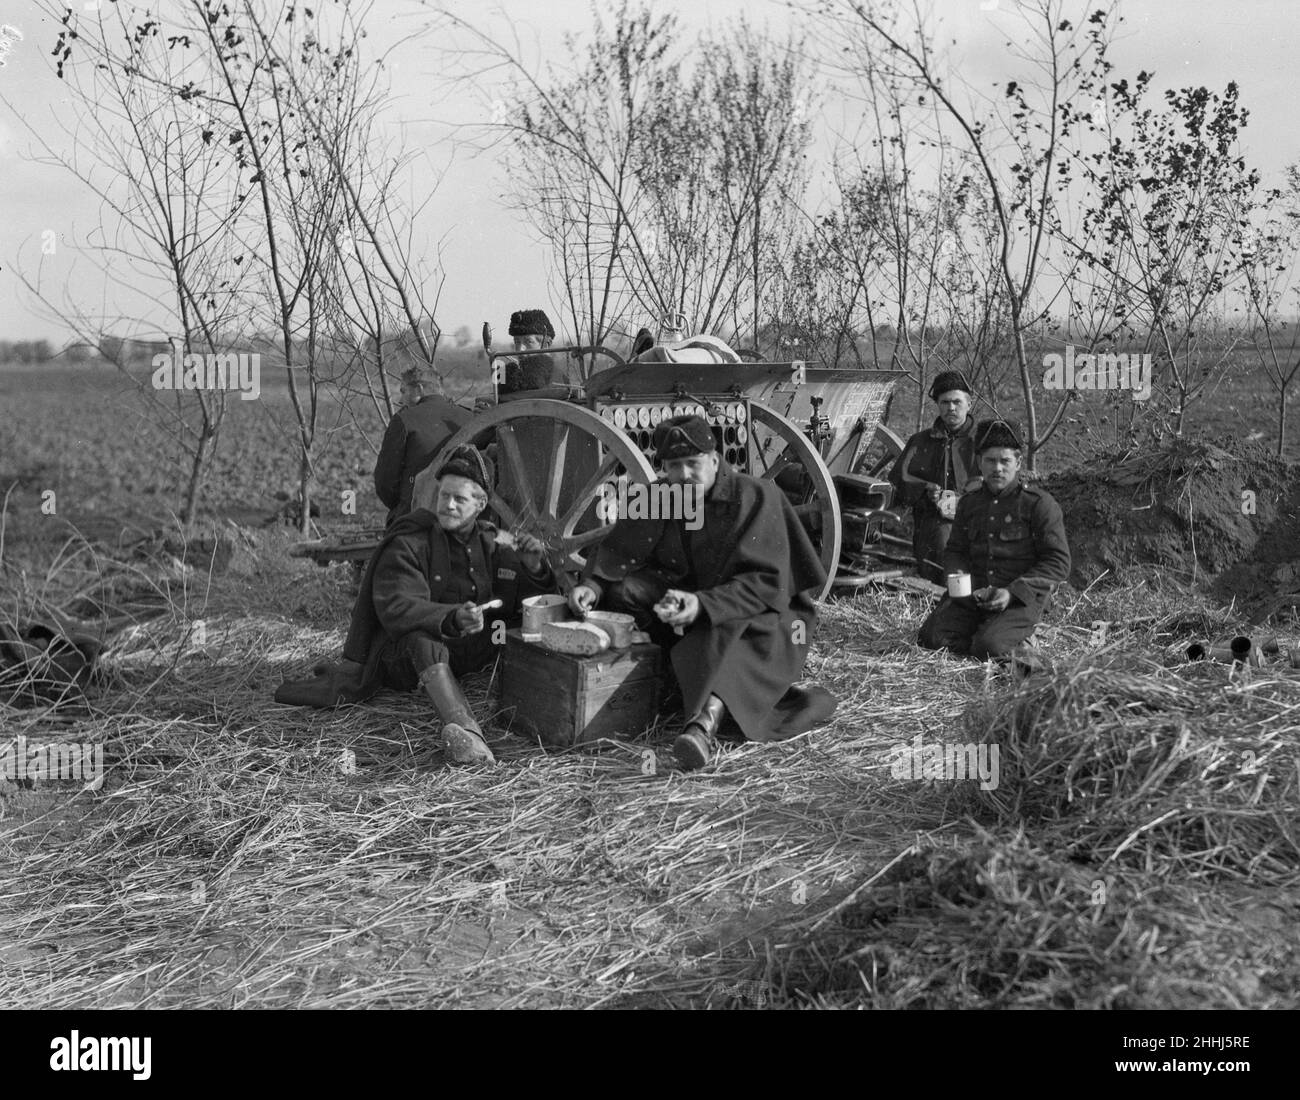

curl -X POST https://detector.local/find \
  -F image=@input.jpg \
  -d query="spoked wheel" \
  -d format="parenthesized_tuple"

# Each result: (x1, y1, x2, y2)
(413, 399, 656, 587)
(746, 402, 841, 600)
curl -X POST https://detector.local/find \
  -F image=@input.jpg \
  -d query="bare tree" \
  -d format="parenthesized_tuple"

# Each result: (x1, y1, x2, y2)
(808, 0, 1122, 469)
(1066, 75, 1267, 435)
(17, 0, 451, 535)
(10, 2, 262, 530)
(438, 2, 815, 371)
(1239, 165, 1300, 456)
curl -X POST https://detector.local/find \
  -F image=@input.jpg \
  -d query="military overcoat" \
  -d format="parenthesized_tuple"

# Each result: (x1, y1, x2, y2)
(582, 463, 829, 741)
(373, 396, 472, 525)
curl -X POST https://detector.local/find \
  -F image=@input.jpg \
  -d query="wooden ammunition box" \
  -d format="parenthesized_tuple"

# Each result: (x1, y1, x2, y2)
(499, 629, 663, 747)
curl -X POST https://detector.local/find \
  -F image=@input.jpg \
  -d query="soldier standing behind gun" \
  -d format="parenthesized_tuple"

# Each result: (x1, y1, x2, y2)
(498, 309, 559, 395)
(373, 366, 471, 527)
(889, 370, 980, 585)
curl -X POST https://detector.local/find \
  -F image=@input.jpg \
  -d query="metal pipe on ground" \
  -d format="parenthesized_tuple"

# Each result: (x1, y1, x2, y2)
(1186, 637, 1266, 666)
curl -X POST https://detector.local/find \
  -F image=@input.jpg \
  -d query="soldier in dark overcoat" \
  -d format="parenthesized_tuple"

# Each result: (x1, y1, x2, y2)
(889, 370, 981, 583)
(373, 366, 472, 527)
(568, 415, 837, 771)
(918, 420, 1071, 660)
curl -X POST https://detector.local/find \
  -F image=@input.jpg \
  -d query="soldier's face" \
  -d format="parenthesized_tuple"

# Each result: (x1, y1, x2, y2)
(979, 447, 1021, 492)
(935, 390, 971, 429)
(513, 333, 546, 352)
(435, 475, 487, 531)
(400, 383, 423, 408)
(663, 452, 720, 494)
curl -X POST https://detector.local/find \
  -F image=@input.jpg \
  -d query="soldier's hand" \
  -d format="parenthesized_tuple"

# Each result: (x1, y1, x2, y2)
(453, 600, 485, 635)
(926, 484, 943, 504)
(515, 532, 548, 574)
(569, 584, 599, 617)
(975, 587, 1011, 612)
(656, 589, 700, 627)
(936, 491, 958, 521)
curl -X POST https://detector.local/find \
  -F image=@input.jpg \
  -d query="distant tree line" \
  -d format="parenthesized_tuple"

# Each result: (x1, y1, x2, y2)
(0, 340, 55, 363)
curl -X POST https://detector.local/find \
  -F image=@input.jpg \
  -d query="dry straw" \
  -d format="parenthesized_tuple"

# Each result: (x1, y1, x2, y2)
(953, 658, 1300, 883)
(2, 523, 1297, 1008)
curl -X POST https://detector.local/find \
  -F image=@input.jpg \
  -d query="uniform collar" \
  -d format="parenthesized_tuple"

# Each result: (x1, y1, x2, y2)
(982, 477, 1022, 501)
(929, 415, 975, 439)
(433, 518, 480, 544)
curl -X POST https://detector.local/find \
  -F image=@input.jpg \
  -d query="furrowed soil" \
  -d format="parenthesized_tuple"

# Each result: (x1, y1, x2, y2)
(1, 363, 1297, 1009)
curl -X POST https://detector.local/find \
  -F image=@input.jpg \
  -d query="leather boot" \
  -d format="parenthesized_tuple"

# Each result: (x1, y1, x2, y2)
(673, 694, 726, 772)
(418, 663, 495, 766)
(274, 658, 369, 707)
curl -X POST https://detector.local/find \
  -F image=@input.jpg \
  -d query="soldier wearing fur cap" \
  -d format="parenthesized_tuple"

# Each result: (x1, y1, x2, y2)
(498, 308, 559, 394)
(888, 370, 981, 584)
(568, 415, 837, 771)
(274, 446, 554, 766)
(373, 365, 472, 527)
(917, 420, 1071, 662)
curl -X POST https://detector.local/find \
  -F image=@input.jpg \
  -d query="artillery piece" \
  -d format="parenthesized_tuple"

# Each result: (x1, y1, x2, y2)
(294, 342, 918, 599)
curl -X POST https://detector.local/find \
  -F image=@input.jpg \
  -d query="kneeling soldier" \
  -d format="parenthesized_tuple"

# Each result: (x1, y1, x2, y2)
(275, 446, 552, 765)
(567, 415, 837, 771)
(918, 420, 1071, 661)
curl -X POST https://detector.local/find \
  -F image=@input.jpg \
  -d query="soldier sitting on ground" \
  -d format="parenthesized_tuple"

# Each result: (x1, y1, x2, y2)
(274, 446, 554, 766)
(917, 420, 1071, 663)
(567, 414, 837, 772)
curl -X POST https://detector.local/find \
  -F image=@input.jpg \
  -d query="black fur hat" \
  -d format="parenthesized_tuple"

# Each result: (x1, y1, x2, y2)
(508, 309, 555, 340)
(929, 370, 972, 401)
(974, 419, 1024, 453)
(435, 445, 493, 494)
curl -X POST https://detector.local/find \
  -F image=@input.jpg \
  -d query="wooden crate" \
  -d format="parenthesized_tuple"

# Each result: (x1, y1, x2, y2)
(499, 629, 662, 747)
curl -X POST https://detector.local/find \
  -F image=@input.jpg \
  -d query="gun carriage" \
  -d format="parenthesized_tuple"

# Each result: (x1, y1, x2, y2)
(293, 345, 917, 599)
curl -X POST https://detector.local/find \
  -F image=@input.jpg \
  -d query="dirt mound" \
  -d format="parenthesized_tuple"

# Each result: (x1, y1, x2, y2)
(1213, 469, 1300, 620)
(1042, 436, 1298, 607)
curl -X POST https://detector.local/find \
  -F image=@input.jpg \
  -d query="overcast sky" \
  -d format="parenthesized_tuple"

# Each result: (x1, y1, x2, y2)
(1, 0, 1297, 346)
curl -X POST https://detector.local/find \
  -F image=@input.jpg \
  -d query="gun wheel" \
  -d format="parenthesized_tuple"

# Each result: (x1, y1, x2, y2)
(414, 399, 657, 583)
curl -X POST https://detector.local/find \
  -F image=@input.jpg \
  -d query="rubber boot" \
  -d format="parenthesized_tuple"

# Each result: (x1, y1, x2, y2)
(673, 694, 726, 772)
(418, 663, 495, 766)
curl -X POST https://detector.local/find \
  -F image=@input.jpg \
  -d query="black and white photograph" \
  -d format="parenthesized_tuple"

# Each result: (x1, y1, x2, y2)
(0, 0, 1296, 1063)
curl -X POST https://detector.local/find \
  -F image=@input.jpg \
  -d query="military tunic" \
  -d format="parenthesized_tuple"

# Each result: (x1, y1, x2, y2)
(889, 416, 979, 584)
(272, 511, 552, 708)
(345, 510, 551, 690)
(918, 478, 1071, 659)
